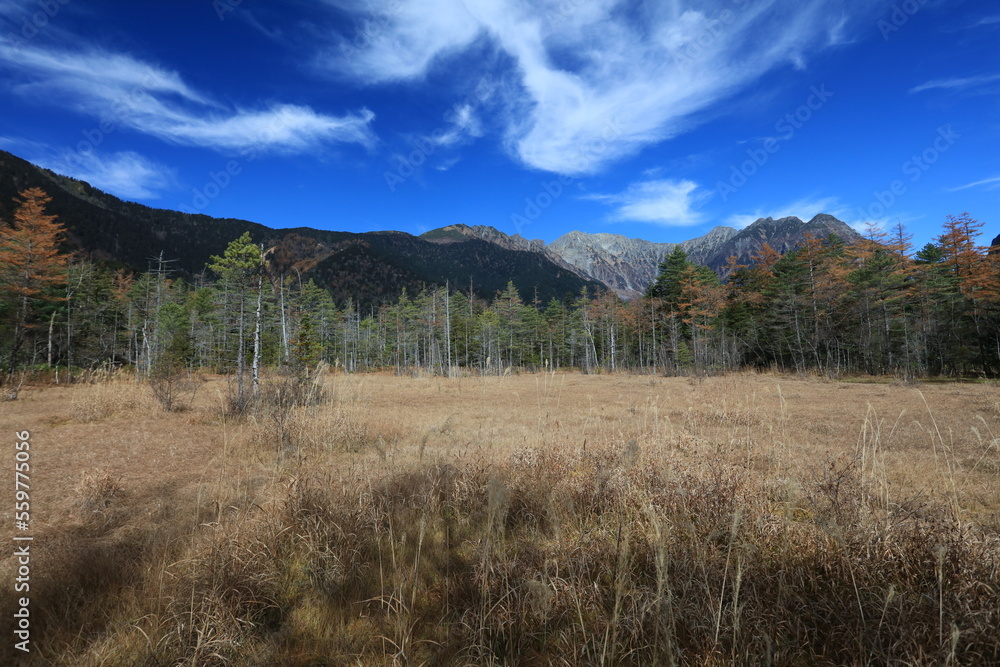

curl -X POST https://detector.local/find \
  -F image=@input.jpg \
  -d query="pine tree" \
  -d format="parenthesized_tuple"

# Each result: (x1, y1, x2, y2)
(158, 301, 194, 372)
(208, 232, 262, 405)
(292, 310, 321, 377)
(645, 246, 690, 308)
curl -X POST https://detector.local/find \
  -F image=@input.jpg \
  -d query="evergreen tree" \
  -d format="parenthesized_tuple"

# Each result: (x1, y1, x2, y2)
(157, 301, 194, 372)
(645, 246, 690, 307)
(292, 311, 321, 376)
(208, 232, 263, 404)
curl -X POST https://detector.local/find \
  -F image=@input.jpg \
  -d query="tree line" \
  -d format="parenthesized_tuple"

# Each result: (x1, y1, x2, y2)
(2, 187, 999, 391)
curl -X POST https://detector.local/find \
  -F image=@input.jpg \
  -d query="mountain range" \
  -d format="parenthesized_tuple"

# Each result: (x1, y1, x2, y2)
(1, 149, 862, 305)
(421, 214, 861, 298)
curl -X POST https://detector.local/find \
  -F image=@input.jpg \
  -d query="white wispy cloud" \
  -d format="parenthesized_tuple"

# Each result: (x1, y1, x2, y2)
(436, 157, 461, 171)
(238, 10, 287, 43)
(0, 0, 25, 15)
(4, 45, 213, 105)
(321, 0, 882, 175)
(909, 73, 1000, 94)
(586, 179, 709, 227)
(725, 196, 844, 229)
(0, 135, 49, 154)
(0, 135, 174, 199)
(158, 105, 376, 152)
(0, 0, 43, 18)
(971, 15, 1000, 28)
(323, 0, 482, 83)
(0, 43, 377, 154)
(826, 15, 851, 46)
(431, 103, 484, 147)
(45, 150, 175, 200)
(948, 175, 1000, 191)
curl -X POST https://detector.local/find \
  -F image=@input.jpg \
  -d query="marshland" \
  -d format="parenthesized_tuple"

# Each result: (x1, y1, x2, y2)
(2, 370, 998, 665)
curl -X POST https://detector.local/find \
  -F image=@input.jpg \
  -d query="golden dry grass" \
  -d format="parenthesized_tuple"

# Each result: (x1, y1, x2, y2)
(0, 370, 998, 665)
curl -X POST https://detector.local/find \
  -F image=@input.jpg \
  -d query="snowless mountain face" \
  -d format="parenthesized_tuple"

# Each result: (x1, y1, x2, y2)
(543, 215, 860, 297)
(703, 214, 862, 271)
(419, 214, 863, 298)
(421, 224, 587, 277)
(428, 224, 698, 298)
(439, 215, 860, 299)
(546, 229, 733, 298)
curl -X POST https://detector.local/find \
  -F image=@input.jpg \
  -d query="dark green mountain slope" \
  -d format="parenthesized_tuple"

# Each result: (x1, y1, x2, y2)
(0, 150, 272, 274)
(0, 150, 603, 308)
(308, 231, 598, 308)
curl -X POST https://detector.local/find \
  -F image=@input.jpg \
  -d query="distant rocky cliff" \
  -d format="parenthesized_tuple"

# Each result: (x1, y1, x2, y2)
(543, 214, 859, 298)
(425, 214, 861, 299)
(694, 214, 861, 272)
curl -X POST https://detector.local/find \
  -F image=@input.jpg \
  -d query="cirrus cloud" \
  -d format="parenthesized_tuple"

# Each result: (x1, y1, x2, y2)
(947, 175, 1000, 192)
(321, 0, 883, 175)
(46, 150, 175, 200)
(0, 42, 377, 154)
(909, 73, 1000, 94)
(586, 178, 710, 227)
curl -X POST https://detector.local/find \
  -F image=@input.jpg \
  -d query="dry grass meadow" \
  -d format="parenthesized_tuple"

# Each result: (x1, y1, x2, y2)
(1, 370, 998, 665)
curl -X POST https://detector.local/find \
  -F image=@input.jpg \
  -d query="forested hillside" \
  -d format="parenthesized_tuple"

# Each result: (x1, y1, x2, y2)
(0, 151, 603, 310)
(2, 185, 997, 382)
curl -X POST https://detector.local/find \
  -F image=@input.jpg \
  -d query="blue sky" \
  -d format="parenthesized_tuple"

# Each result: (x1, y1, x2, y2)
(1, 0, 998, 250)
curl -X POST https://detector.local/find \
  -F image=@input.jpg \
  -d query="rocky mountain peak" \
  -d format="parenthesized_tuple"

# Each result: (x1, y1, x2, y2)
(542, 214, 860, 297)
(745, 215, 804, 229)
(359, 212, 860, 301)
(808, 213, 841, 225)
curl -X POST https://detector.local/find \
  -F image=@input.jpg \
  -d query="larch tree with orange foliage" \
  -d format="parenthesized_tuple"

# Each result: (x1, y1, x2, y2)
(677, 263, 726, 369)
(936, 213, 999, 303)
(0, 188, 69, 380)
(934, 213, 1000, 372)
(843, 222, 912, 373)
